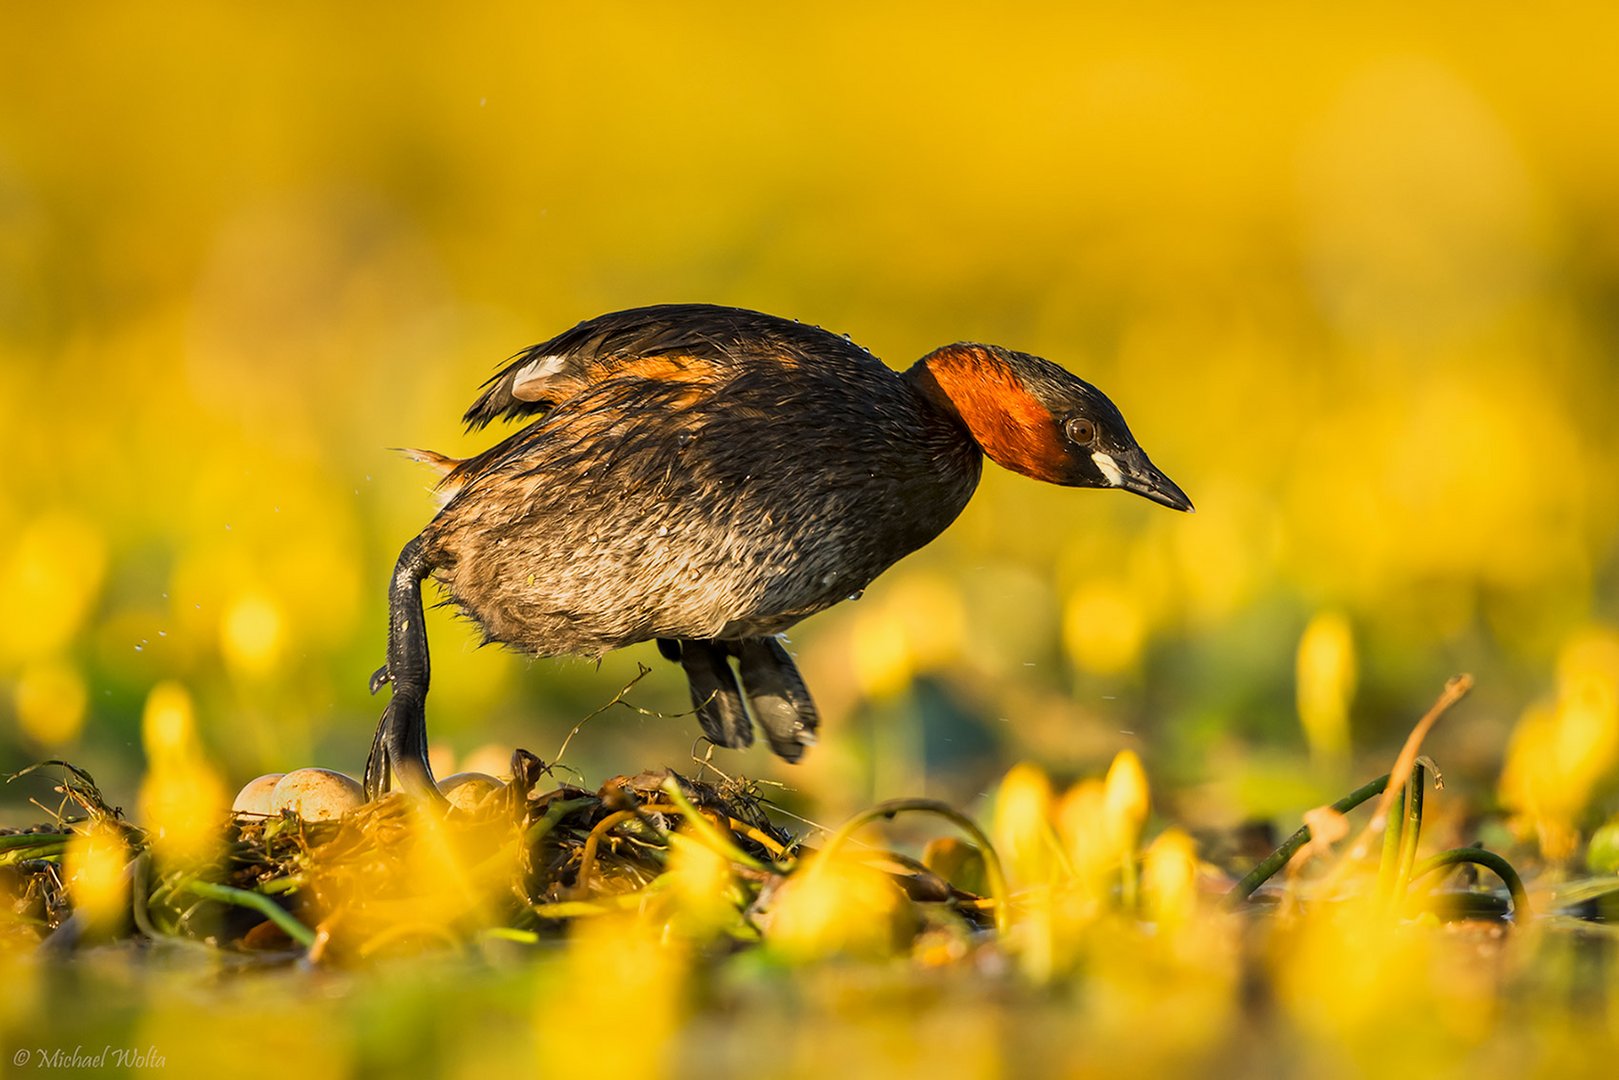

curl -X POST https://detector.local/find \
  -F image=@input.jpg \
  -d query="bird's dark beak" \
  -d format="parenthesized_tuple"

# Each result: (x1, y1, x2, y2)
(1111, 450, 1194, 513)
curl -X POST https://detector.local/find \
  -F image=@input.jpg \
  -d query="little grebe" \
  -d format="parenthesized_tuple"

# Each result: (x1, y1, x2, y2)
(365, 304, 1192, 800)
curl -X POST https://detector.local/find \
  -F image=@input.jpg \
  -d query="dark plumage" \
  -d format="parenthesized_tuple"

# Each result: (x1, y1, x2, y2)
(365, 304, 1191, 800)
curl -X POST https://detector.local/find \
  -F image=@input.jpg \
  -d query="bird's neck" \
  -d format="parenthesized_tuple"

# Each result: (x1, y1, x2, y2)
(905, 345, 1066, 482)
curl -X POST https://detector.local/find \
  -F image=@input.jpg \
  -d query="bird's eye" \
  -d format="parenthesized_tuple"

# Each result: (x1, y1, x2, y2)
(1065, 416, 1097, 446)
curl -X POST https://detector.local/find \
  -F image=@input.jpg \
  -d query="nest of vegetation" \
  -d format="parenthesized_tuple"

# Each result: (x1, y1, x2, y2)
(1, 753, 997, 961)
(7, 679, 1592, 968)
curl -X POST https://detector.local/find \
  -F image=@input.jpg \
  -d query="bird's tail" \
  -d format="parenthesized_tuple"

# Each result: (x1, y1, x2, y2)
(394, 447, 467, 506)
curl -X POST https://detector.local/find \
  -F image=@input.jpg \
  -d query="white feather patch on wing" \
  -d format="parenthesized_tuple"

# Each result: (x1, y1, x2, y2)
(511, 354, 572, 401)
(1091, 451, 1124, 487)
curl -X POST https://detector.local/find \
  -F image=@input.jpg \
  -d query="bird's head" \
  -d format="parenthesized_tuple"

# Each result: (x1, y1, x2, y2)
(910, 343, 1193, 512)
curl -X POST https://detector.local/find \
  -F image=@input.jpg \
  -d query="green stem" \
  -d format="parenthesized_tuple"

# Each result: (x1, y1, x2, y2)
(817, 798, 1011, 936)
(130, 853, 163, 939)
(524, 797, 598, 847)
(1393, 763, 1426, 899)
(0, 840, 67, 866)
(1119, 848, 1139, 913)
(1227, 773, 1391, 905)
(531, 891, 657, 919)
(1376, 785, 1407, 905)
(182, 879, 316, 949)
(0, 832, 71, 851)
(1407, 848, 1530, 919)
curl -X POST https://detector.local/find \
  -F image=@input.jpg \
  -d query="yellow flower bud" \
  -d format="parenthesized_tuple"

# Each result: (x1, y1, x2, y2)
(66, 826, 129, 934)
(138, 681, 226, 866)
(1142, 827, 1199, 928)
(1296, 611, 1356, 765)
(1103, 749, 1151, 854)
(1056, 778, 1112, 892)
(993, 763, 1056, 885)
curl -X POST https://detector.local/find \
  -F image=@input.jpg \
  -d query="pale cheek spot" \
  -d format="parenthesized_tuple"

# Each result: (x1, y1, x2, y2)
(1092, 452, 1124, 487)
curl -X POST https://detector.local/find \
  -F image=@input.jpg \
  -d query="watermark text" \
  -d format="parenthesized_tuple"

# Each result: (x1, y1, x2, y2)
(12, 1046, 166, 1070)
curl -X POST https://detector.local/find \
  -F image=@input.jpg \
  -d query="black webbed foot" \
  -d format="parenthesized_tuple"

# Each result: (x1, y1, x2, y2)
(365, 689, 440, 801)
(659, 636, 819, 762)
(670, 639, 754, 749)
(736, 637, 819, 762)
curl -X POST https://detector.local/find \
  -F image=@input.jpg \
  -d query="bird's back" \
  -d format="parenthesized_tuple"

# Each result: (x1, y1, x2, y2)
(463, 304, 889, 427)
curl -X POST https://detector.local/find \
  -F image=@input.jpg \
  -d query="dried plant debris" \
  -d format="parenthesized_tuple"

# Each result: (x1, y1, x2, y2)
(1, 753, 991, 962)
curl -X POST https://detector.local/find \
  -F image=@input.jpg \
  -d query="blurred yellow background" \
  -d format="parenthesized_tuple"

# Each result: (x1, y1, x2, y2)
(2, 2, 1616, 827)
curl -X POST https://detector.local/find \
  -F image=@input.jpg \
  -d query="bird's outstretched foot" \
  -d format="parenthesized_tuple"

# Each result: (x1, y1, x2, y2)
(674, 639, 755, 749)
(657, 636, 819, 762)
(736, 637, 819, 762)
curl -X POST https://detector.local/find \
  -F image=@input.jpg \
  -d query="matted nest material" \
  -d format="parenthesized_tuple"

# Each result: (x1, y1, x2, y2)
(1, 824, 75, 938)
(2, 761, 137, 945)
(1, 753, 995, 961)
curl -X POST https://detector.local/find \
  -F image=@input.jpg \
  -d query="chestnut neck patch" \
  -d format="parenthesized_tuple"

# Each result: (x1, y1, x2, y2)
(909, 345, 1068, 482)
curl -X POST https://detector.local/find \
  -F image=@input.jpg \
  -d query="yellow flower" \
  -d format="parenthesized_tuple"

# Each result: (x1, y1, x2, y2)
(13, 659, 88, 746)
(65, 826, 129, 934)
(1142, 827, 1199, 929)
(220, 590, 286, 679)
(137, 681, 227, 866)
(1103, 749, 1151, 854)
(993, 763, 1057, 885)
(1057, 778, 1112, 894)
(535, 913, 686, 1076)
(1296, 611, 1356, 766)
(1501, 626, 1619, 860)
(767, 853, 914, 962)
(1063, 580, 1148, 676)
(0, 514, 106, 664)
(663, 830, 738, 938)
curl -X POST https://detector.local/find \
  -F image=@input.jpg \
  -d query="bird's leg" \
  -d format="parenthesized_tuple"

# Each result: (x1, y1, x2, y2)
(363, 535, 446, 802)
(667, 639, 755, 749)
(735, 637, 820, 762)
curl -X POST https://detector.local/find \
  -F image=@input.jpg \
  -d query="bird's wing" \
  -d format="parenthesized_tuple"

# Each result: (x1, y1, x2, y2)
(462, 303, 858, 430)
